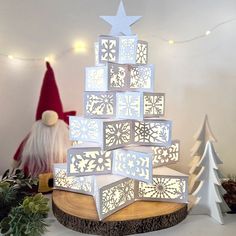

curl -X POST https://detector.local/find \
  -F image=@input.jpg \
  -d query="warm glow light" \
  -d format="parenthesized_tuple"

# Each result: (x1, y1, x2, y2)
(44, 55, 55, 63)
(74, 41, 87, 53)
(168, 40, 175, 45)
(8, 55, 14, 60)
(205, 30, 211, 36)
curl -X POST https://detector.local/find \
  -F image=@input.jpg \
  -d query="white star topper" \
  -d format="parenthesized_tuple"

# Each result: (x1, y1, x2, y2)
(100, 0, 142, 36)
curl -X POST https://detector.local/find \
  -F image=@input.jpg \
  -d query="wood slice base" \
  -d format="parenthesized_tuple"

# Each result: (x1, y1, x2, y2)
(52, 190, 188, 235)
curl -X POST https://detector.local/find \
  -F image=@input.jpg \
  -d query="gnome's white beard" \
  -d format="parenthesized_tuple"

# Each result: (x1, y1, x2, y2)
(21, 120, 70, 177)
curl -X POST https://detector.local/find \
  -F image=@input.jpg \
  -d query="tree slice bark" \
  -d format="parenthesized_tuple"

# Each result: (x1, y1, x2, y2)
(52, 190, 188, 235)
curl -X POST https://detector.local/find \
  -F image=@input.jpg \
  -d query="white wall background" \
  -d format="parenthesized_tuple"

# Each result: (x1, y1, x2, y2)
(0, 0, 235, 176)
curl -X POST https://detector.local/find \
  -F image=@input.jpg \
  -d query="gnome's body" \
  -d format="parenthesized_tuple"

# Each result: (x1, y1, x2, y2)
(13, 62, 75, 177)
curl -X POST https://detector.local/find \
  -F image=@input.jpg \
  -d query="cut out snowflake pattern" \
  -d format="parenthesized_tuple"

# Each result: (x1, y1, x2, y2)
(68, 149, 112, 175)
(54, 167, 93, 193)
(134, 120, 171, 146)
(152, 141, 180, 167)
(100, 37, 118, 63)
(119, 37, 137, 64)
(104, 121, 132, 150)
(144, 93, 165, 117)
(101, 179, 135, 214)
(116, 92, 141, 119)
(113, 149, 151, 182)
(108, 63, 127, 90)
(84, 92, 115, 118)
(130, 65, 153, 90)
(136, 41, 148, 64)
(69, 117, 100, 142)
(86, 66, 107, 91)
(138, 177, 186, 201)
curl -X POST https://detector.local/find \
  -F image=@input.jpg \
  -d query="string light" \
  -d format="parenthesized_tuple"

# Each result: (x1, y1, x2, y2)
(74, 41, 87, 53)
(0, 17, 236, 62)
(44, 54, 55, 63)
(8, 55, 14, 60)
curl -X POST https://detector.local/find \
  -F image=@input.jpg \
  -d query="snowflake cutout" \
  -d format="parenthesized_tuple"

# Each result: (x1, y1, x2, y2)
(138, 177, 186, 201)
(101, 179, 135, 215)
(100, 37, 118, 62)
(152, 141, 180, 166)
(144, 94, 165, 117)
(130, 65, 152, 90)
(68, 149, 112, 175)
(69, 117, 100, 142)
(136, 41, 148, 64)
(113, 149, 151, 182)
(116, 92, 141, 119)
(134, 120, 171, 145)
(104, 121, 132, 150)
(85, 92, 115, 118)
(108, 63, 127, 89)
(119, 37, 137, 64)
(85, 66, 107, 91)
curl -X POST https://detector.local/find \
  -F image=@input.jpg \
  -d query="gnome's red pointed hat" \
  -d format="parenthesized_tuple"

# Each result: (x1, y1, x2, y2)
(12, 62, 76, 167)
(36, 62, 75, 123)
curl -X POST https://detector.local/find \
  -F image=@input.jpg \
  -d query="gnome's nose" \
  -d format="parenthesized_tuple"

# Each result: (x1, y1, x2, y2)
(42, 110, 58, 126)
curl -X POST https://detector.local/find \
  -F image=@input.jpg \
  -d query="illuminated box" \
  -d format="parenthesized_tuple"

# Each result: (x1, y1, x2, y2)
(112, 149, 152, 183)
(67, 147, 112, 176)
(84, 91, 116, 118)
(53, 163, 94, 195)
(116, 92, 165, 119)
(69, 117, 132, 151)
(136, 40, 148, 65)
(93, 175, 135, 220)
(133, 119, 172, 146)
(98, 35, 138, 64)
(127, 140, 180, 167)
(136, 166, 188, 203)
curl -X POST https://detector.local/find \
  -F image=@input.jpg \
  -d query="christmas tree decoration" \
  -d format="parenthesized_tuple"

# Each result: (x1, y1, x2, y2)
(189, 115, 217, 194)
(12, 62, 76, 177)
(137, 167, 188, 203)
(52, 1, 189, 233)
(191, 141, 230, 224)
(54, 163, 94, 195)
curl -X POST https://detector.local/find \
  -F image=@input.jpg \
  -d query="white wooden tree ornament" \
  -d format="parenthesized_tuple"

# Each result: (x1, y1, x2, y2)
(191, 141, 230, 224)
(189, 115, 217, 194)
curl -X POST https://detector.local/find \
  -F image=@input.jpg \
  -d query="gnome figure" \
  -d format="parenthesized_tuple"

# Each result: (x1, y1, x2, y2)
(12, 62, 76, 177)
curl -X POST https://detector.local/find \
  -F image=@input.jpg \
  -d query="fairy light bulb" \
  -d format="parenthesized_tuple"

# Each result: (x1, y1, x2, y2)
(168, 40, 175, 45)
(205, 30, 211, 36)
(8, 55, 14, 60)
(74, 41, 87, 53)
(44, 55, 55, 63)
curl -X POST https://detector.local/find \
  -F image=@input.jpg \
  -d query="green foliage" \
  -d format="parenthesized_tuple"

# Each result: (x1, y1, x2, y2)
(0, 169, 38, 221)
(0, 193, 50, 236)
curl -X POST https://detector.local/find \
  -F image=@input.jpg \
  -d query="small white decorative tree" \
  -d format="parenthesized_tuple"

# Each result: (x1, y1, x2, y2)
(189, 115, 217, 194)
(191, 141, 230, 224)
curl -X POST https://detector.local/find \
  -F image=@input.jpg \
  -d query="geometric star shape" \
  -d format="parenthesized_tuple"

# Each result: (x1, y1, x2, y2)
(100, 0, 142, 36)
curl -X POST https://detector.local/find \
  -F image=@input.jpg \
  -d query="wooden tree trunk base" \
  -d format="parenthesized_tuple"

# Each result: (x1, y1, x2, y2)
(52, 190, 188, 235)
